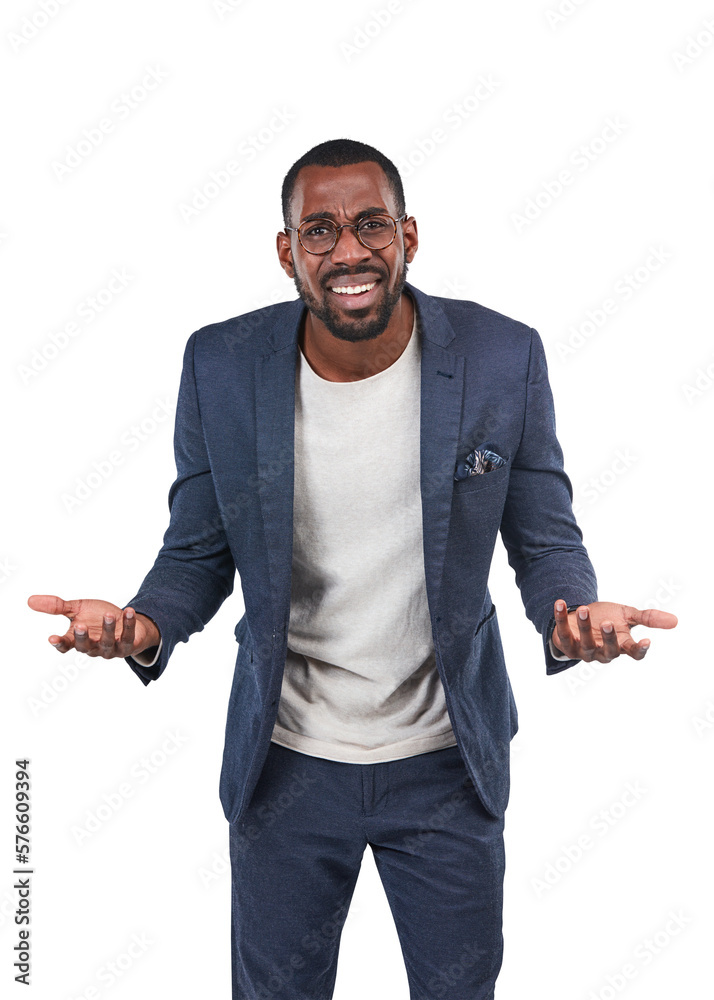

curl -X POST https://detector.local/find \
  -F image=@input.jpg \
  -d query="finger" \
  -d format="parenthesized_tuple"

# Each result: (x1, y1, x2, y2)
(49, 630, 75, 653)
(575, 606, 598, 658)
(553, 600, 578, 656)
(620, 635, 650, 660)
(117, 608, 136, 656)
(623, 607, 678, 630)
(73, 622, 91, 655)
(98, 613, 117, 658)
(598, 621, 620, 662)
(28, 594, 74, 617)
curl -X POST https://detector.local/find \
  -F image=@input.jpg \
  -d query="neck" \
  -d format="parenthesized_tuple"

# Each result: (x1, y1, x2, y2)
(300, 291, 415, 383)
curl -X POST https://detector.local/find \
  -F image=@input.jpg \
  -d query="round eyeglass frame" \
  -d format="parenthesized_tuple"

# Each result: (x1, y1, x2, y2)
(285, 213, 408, 255)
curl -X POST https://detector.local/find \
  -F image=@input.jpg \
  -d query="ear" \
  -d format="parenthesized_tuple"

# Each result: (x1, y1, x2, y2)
(402, 216, 418, 264)
(276, 231, 295, 278)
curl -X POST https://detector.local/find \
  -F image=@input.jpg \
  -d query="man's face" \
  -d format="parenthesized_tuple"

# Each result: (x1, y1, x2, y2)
(276, 161, 418, 343)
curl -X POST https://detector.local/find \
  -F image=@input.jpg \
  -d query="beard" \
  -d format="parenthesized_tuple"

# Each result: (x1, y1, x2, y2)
(292, 259, 409, 343)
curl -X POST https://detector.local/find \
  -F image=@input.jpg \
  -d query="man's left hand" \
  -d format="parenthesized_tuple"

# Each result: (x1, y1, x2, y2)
(551, 600, 678, 662)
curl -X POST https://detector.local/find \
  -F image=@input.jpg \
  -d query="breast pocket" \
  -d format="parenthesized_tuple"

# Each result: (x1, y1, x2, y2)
(453, 461, 510, 497)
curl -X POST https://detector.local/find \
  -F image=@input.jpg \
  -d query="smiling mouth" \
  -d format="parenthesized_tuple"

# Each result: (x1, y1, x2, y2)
(330, 281, 377, 295)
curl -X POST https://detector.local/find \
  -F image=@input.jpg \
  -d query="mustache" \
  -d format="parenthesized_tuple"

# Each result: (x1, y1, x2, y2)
(321, 267, 386, 287)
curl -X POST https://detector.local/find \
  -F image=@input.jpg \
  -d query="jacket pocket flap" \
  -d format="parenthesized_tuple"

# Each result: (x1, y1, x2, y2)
(234, 615, 248, 644)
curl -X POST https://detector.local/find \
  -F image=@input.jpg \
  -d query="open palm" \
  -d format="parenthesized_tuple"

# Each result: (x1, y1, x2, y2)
(551, 600, 678, 662)
(27, 594, 158, 659)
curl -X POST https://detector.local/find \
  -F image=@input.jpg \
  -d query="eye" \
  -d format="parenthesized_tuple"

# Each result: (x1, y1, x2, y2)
(302, 221, 333, 238)
(359, 217, 389, 231)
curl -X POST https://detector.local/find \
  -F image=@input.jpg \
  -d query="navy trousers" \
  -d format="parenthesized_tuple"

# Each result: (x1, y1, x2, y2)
(229, 741, 506, 1000)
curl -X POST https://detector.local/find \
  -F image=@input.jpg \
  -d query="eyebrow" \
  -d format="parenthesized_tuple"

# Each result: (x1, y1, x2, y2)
(299, 207, 389, 225)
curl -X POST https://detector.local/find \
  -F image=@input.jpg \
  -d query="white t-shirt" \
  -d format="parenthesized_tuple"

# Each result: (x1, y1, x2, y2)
(269, 306, 458, 763)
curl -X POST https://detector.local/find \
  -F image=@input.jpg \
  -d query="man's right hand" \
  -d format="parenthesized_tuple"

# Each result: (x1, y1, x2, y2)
(27, 595, 161, 660)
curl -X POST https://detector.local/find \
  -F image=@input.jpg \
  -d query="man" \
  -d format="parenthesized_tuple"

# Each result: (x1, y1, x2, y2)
(29, 139, 677, 999)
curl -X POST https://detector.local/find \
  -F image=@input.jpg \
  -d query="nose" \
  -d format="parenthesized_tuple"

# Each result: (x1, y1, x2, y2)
(329, 224, 372, 266)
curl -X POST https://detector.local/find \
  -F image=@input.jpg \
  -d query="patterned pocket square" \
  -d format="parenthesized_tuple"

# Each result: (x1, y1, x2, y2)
(454, 448, 507, 481)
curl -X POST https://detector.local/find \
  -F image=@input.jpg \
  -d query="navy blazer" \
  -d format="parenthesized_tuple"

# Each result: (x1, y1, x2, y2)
(123, 281, 598, 821)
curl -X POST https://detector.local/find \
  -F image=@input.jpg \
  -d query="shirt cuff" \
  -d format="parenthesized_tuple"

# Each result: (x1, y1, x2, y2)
(132, 638, 162, 668)
(548, 637, 573, 662)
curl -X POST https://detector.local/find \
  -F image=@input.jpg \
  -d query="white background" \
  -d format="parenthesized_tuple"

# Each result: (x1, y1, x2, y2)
(2, 0, 711, 997)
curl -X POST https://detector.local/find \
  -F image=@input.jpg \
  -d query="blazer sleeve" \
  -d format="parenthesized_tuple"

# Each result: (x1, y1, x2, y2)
(121, 330, 236, 685)
(499, 327, 598, 674)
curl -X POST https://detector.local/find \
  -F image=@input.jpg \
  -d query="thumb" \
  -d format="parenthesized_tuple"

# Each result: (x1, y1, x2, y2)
(27, 595, 76, 618)
(626, 606, 679, 630)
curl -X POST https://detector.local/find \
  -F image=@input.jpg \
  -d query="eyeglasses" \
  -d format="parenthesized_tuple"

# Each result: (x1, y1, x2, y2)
(285, 213, 407, 255)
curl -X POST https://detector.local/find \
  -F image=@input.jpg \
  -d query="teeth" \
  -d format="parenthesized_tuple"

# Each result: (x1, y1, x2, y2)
(331, 282, 376, 295)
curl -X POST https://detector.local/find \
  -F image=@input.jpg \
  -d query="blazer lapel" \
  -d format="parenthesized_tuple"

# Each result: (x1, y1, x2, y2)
(407, 283, 465, 617)
(254, 298, 303, 632)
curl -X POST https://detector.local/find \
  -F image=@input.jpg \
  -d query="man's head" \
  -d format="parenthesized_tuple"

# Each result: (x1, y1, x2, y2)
(277, 139, 418, 344)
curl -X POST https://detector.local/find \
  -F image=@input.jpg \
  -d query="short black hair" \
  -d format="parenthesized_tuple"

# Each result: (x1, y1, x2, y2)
(281, 138, 405, 227)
